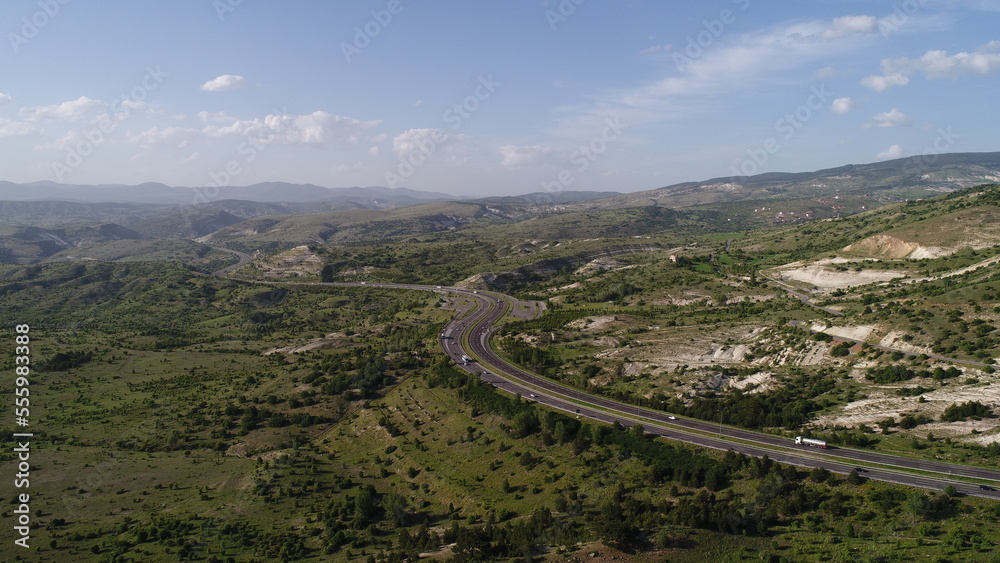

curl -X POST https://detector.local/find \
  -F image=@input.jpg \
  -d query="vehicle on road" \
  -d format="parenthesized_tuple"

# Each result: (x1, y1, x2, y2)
(795, 436, 828, 448)
(668, 416, 676, 420)
(981, 484, 995, 491)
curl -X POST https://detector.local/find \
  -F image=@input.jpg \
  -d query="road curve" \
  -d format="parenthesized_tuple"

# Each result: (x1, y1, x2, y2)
(315, 281, 1000, 498)
(210, 246, 252, 277)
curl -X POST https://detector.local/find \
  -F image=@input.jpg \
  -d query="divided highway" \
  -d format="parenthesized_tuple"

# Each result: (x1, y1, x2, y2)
(316, 281, 1000, 498)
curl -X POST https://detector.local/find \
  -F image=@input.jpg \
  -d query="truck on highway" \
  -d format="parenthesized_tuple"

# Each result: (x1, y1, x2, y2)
(795, 436, 827, 448)
(461, 355, 473, 364)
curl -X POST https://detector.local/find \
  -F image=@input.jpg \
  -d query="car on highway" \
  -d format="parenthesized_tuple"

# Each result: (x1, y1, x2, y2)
(668, 416, 676, 420)
(980, 484, 994, 491)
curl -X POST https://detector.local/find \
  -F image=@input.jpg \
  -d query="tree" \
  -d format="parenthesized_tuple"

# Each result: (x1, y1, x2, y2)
(596, 500, 637, 550)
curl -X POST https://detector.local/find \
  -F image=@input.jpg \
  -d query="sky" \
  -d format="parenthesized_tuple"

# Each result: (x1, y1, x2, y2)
(0, 1, 998, 197)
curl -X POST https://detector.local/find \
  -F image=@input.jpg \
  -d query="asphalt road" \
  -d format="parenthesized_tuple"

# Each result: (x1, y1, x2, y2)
(321, 281, 1000, 498)
(210, 246, 252, 277)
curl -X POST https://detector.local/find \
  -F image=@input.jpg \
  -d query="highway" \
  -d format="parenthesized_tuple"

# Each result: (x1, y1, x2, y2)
(307, 281, 1000, 498)
(210, 246, 252, 277)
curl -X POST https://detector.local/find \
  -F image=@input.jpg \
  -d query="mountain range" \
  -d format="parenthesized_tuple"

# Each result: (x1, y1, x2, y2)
(1, 151, 999, 264)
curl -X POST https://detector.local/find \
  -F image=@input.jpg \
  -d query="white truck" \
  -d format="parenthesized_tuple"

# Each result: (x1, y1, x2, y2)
(795, 436, 827, 449)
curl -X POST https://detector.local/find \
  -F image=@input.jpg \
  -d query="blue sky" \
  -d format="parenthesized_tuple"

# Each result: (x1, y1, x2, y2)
(1, 1, 998, 197)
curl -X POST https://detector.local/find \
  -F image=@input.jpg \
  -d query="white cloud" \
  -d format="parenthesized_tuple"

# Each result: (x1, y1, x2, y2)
(867, 108, 912, 128)
(368, 146, 380, 156)
(204, 111, 380, 147)
(640, 44, 671, 55)
(498, 144, 552, 169)
(0, 93, 13, 106)
(831, 97, 856, 114)
(197, 110, 236, 123)
(862, 41, 1000, 91)
(886, 44, 1000, 78)
(127, 126, 199, 147)
(33, 131, 83, 150)
(391, 128, 468, 160)
(181, 152, 201, 164)
(821, 15, 878, 39)
(19, 96, 107, 122)
(0, 118, 38, 139)
(877, 144, 905, 159)
(860, 73, 910, 91)
(200, 74, 250, 92)
(550, 15, 885, 139)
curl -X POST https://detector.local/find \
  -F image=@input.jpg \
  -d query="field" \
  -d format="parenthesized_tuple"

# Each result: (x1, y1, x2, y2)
(3, 185, 1000, 560)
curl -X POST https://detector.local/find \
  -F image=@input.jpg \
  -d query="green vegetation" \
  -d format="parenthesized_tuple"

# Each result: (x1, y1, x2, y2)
(3, 182, 1000, 560)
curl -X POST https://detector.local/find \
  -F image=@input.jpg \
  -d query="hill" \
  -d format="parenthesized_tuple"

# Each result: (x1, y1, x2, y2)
(575, 151, 1000, 210)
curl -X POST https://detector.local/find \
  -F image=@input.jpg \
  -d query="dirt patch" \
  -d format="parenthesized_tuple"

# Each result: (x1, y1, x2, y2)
(264, 332, 352, 355)
(811, 323, 876, 342)
(728, 371, 776, 393)
(771, 258, 907, 289)
(631, 326, 768, 370)
(256, 245, 324, 278)
(566, 315, 626, 332)
(812, 371, 1000, 442)
(843, 234, 950, 259)
(876, 331, 934, 355)
(574, 257, 632, 276)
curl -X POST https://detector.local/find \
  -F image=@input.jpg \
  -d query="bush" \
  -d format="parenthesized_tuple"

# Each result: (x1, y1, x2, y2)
(941, 401, 992, 422)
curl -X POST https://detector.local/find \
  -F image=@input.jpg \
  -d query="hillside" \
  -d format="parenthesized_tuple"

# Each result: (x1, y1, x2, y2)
(575, 151, 1000, 210)
(3, 259, 1000, 561)
(0, 223, 148, 263)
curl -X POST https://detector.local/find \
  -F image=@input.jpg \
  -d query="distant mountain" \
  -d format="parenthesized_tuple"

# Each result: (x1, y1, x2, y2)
(0, 181, 462, 206)
(470, 191, 622, 205)
(576, 151, 1000, 210)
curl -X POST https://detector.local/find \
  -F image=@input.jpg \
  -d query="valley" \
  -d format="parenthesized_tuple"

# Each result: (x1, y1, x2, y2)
(3, 165, 1000, 561)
